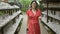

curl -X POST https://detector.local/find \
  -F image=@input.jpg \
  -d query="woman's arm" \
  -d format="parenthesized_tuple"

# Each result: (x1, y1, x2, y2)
(38, 9, 42, 23)
(39, 15, 42, 20)
(38, 15, 42, 25)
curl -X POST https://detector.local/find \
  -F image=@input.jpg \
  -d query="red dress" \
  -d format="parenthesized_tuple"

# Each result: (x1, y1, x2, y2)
(27, 9, 41, 34)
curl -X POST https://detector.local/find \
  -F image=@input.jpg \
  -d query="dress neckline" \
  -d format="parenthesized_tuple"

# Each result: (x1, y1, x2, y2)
(31, 9, 37, 16)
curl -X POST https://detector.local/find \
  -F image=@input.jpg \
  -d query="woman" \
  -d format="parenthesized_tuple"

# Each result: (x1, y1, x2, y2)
(26, 1, 41, 34)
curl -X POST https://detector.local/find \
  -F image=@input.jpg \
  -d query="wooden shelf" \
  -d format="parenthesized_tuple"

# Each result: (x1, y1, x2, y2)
(43, 7, 60, 11)
(4, 15, 23, 34)
(0, 5, 19, 10)
(43, 1, 60, 11)
(42, 11, 60, 20)
(0, 2, 22, 34)
(0, 2, 19, 10)
(42, 0, 60, 34)
(42, 0, 60, 3)
(44, 5, 60, 8)
(41, 17, 60, 34)
(0, 6, 19, 11)
(0, 10, 21, 28)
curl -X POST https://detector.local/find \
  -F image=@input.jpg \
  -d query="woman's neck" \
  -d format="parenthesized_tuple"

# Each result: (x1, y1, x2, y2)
(32, 8, 36, 11)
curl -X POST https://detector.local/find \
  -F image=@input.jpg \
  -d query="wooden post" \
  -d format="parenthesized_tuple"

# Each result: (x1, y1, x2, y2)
(47, 2, 48, 23)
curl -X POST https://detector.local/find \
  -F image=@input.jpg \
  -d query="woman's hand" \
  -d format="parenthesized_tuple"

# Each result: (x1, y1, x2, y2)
(39, 16, 42, 20)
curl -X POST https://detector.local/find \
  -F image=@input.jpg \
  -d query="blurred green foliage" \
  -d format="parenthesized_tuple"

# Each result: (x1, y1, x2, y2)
(19, 0, 44, 12)
(19, 0, 31, 12)
(0, 12, 4, 16)
(39, 1, 44, 11)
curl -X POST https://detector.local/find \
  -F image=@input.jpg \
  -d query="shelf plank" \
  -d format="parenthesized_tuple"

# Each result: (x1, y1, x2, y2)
(0, 10, 21, 28)
(42, 11, 60, 20)
(41, 17, 60, 34)
(43, 7, 60, 11)
(0, 8, 19, 11)
(0, 2, 19, 10)
(42, 0, 60, 3)
(43, 4, 60, 11)
(44, 6, 60, 8)
(4, 15, 23, 34)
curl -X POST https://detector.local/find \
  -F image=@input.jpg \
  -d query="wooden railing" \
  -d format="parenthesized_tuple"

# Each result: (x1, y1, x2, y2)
(41, 0, 60, 34)
(0, 2, 23, 34)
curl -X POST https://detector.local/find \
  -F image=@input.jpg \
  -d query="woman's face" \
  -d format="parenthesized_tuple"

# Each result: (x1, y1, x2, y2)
(32, 2, 36, 9)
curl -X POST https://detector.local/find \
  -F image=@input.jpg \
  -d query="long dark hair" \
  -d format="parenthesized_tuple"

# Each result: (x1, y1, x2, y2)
(30, 1, 38, 10)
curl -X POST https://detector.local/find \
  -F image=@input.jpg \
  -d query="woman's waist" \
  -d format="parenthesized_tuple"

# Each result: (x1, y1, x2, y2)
(29, 18, 38, 20)
(28, 20, 39, 24)
(28, 19, 38, 22)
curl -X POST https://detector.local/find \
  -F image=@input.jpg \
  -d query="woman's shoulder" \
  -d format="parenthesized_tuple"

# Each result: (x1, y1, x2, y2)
(26, 9, 31, 14)
(27, 9, 31, 12)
